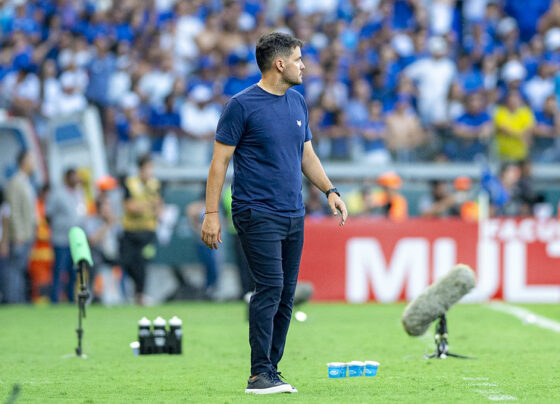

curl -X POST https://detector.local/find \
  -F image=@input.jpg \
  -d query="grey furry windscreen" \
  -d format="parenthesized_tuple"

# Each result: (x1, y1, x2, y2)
(402, 264, 476, 336)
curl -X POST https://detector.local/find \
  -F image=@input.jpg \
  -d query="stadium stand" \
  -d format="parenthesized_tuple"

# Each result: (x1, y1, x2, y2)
(1, 0, 560, 303)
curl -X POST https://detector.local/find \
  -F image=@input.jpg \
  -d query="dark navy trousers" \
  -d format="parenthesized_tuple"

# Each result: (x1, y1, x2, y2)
(233, 208, 305, 376)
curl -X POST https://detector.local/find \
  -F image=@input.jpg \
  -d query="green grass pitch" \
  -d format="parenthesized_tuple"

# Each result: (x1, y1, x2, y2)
(1, 303, 559, 403)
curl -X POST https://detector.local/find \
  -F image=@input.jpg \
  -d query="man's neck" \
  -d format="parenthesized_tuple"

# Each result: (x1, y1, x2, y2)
(257, 76, 290, 96)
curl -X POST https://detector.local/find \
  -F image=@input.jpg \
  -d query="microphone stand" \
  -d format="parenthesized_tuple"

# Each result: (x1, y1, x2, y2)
(425, 315, 475, 360)
(75, 260, 90, 358)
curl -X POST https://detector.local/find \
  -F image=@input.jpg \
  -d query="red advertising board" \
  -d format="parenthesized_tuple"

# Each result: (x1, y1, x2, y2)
(299, 217, 560, 303)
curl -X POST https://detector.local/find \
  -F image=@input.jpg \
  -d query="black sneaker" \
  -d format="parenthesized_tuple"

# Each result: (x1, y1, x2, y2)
(274, 372, 298, 393)
(245, 372, 296, 394)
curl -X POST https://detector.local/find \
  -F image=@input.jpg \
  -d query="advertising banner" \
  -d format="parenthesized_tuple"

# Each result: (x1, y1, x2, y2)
(299, 218, 560, 303)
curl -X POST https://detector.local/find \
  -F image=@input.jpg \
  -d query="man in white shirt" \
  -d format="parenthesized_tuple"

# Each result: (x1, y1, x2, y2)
(523, 64, 555, 112)
(55, 72, 88, 117)
(180, 85, 222, 165)
(405, 36, 456, 126)
(138, 54, 177, 107)
(2, 69, 40, 116)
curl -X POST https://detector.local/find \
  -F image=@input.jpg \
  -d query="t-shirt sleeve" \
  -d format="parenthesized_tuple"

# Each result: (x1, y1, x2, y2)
(215, 98, 245, 146)
(304, 98, 312, 142)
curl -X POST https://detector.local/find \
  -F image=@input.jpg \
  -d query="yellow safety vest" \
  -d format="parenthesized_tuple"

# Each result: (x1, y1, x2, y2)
(122, 177, 160, 232)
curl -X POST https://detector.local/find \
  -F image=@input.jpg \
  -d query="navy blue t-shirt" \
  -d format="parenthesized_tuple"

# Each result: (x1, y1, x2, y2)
(216, 84, 312, 217)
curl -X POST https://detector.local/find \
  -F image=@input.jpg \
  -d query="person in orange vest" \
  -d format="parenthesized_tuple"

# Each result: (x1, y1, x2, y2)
(370, 172, 408, 221)
(454, 176, 479, 221)
(28, 184, 54, 303)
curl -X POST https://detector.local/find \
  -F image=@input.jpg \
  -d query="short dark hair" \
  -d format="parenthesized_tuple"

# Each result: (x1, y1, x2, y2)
(137, 154, 152, 169)
(64, 168, 76, 181)
(255, 32, 304, 73)
(17, 149, 29, 167)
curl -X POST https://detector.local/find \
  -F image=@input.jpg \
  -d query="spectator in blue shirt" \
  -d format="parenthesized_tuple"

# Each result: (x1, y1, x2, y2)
(345, 78, 371, 128)
(149, 94, 184, 158)
(447, 92, 493, 161)
(505, 0, 551, 42)
(329, 109, 353, 161)
(360, 100, 391, 164)
(532, 94, 560, 162)
(223, 56, 259, 98)
(85, 36, 116, 109)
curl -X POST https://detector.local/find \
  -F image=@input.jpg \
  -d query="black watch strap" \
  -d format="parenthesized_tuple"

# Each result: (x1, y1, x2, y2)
(325, 187, 340, 198)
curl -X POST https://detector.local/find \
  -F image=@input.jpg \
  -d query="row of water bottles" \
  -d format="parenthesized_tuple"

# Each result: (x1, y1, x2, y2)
(137, 316, 182, 355)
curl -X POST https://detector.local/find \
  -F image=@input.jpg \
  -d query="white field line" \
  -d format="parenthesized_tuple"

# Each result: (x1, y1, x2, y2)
(487, 303, 560, 333)
(487, 395, 518, 401)
(463, 377, 518, 402)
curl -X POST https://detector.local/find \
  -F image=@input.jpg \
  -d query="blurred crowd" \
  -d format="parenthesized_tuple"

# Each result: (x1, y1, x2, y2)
(1, 0, 560, 169)
(0, 150, 164, 305)
(2, 0, 560, 305)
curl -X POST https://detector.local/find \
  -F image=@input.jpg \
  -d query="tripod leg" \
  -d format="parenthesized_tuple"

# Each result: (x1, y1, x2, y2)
(446, 352, 476, 359)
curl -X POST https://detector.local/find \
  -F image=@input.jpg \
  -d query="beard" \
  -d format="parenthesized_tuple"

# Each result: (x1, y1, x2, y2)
(283, 71, 303, 86)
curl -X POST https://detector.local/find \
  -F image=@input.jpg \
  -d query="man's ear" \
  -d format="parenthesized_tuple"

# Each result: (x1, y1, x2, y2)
(274, 58, 284, 72)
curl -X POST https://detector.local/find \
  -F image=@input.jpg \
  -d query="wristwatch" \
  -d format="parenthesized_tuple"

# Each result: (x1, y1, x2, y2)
(325, 187, 340, 198)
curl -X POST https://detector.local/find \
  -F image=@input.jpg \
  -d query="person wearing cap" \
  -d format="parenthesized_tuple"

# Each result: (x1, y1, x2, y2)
(55, 71, 88, 117)
(180, 84, 222, 166)
(453, 176, 478, 221)
(543, 27, 560, 67)
(369, 172, 408, 222)
(201, 32, 347, 394)
(404, 36, 456, 126)
(501, 59, 526, 91)
(494, 89, 535, 162)
(496, 16, 520, 54)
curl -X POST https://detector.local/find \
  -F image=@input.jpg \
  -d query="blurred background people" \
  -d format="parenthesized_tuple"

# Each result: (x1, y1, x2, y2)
(447, 92, 493, 162)
(186, 197, 220, 299)
(494, 90, 535, 163)
(1, 0, 560, 306)
(46, 168, 87, 303)
(371, 172, 408, 222)
(0, 187, 11, 303)
(85, 196, 121, 303)
(121, 155, 162, 305)
(222, 185, 254, 300)
(532, 94, 560, 162)
(4, 150, 36, 303)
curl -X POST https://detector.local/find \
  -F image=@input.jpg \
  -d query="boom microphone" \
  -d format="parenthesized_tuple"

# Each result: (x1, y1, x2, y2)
(402, 264, 475, 337)
(69, 226, 93, 268)
(69, 226, 93, 357)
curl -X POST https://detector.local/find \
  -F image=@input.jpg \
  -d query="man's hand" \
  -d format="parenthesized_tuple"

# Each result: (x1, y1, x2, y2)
(328, 194, 348, 226)
(201, 213, 222, 249)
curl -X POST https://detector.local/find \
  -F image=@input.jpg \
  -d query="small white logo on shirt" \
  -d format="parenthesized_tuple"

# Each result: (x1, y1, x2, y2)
(297, 120, 302, 127)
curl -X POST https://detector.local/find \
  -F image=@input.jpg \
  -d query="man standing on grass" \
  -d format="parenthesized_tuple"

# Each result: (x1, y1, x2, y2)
(201, 32, 347, 395)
